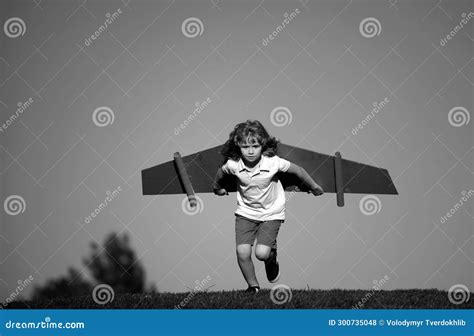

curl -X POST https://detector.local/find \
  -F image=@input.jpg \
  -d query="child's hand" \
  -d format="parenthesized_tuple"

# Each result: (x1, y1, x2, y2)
(214, 188, 229, 196)
(308, 185, 324, 196)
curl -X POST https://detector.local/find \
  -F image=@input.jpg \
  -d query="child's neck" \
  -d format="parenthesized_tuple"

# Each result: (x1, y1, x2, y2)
(242, 156, 261, 169)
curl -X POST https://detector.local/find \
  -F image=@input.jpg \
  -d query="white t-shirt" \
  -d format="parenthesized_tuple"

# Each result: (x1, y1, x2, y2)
(221, 155, 291, 221)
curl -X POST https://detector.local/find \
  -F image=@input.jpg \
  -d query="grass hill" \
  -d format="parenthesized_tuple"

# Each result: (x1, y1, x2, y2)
(6, 289, 472, 309)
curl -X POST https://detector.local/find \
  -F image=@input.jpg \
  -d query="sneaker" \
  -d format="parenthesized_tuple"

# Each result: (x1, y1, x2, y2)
(245, 285, 260, 294)
(265, 249, 280, 283)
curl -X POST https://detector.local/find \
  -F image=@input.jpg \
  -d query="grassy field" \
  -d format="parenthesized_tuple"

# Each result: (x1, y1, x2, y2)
(7, 289, 472, 309)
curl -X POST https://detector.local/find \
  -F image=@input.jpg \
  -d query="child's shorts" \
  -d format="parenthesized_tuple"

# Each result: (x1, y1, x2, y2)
(235, 214, 283, 248)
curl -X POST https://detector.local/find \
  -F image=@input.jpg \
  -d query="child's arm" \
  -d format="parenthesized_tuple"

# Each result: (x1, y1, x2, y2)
(213, 167, 229, 196)
(286, 163, 324, 195)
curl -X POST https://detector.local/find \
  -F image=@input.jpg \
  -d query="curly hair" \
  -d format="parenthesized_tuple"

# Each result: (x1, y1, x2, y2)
(220, 120, 279, 161)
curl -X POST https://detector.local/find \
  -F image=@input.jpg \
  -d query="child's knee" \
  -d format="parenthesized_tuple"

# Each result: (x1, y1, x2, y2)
(236, 244, 252, 260)
(255, 245, 271, 261)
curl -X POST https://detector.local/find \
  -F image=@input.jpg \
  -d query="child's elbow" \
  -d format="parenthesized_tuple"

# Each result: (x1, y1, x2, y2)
(292, 164, 305, 177)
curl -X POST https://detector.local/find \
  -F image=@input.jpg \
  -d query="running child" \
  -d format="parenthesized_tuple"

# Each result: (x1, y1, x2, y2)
(213, 120, 324, 293)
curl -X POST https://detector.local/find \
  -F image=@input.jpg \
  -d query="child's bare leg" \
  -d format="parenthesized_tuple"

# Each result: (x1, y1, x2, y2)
(236, 244, 259, 287)
(255, 244, 272, 261)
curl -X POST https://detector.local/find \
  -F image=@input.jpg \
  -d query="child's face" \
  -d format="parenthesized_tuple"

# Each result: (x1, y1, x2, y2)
(239, 138, 262, 163)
